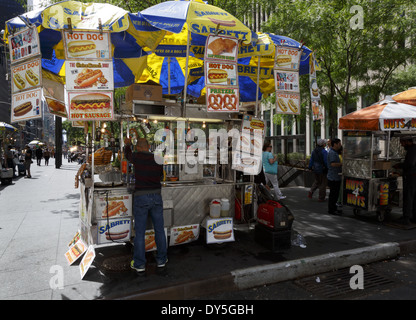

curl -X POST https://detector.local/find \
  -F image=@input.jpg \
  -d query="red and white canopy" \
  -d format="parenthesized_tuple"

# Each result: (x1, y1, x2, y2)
(339, 88, 416, 131)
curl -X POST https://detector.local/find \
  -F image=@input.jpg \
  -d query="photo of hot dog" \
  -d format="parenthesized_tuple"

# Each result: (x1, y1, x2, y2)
(175, 230, 195, 244)
(67, 40, 96, 57)
(105, 230, 129, 241)
(25, 69, 39, 86)
(207, 17, 236, 27)
(70, 93, 111, 111)
(102, 201, 128, 218)
(145, 235, 156, 251)
(75, 68, 104, 88)
(208, 69, 227, 83)
(13, 73, 26, 90)
(46, 98, 65, 112)
(13, 101, 32, 117)
(276, 55, 292, 66)
(213, 230, 232, 240)
(277, 98, 288, 112)
(288, 98, 299, 113)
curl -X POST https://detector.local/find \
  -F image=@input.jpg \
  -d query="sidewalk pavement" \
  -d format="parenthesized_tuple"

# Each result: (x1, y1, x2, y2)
(0, 158, 415, 300)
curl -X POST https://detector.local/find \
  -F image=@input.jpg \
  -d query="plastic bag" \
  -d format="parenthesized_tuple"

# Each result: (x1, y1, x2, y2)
(291, 231, 307, 248)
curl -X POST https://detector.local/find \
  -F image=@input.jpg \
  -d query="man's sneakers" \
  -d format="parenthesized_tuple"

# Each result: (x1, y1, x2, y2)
(130, 258, 168, 273)
(157, 258, 168, 268)
(130, 260, 145, 273)
(278, 196, 286, 200)
(307, 191, 313, 199)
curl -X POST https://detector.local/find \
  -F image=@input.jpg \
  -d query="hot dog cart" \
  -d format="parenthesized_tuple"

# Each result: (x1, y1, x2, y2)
(341, 130, 405, 221)
(339, 95, 416, 222)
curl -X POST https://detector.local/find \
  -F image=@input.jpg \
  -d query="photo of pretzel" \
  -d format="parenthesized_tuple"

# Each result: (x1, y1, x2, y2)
(223, 94, 237, 110)
(208, 93, 222, 110)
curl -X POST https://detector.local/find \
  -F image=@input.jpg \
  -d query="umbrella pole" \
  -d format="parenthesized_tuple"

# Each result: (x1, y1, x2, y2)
(256, 56, 261, 118)
(183, 29, 191, 118)
(168, 57, 171, 95)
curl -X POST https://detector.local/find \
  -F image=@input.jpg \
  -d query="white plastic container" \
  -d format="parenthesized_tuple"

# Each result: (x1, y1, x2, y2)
(209, 199, 221, 218)
(220, 198, 230, 217)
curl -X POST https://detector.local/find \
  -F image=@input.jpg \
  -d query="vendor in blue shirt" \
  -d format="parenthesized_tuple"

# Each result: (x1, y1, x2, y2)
(327, 138, 343, 214)
(262, 142, 285, 200)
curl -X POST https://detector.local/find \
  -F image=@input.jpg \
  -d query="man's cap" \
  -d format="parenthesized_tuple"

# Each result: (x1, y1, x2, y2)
(317, 139, 326, 146)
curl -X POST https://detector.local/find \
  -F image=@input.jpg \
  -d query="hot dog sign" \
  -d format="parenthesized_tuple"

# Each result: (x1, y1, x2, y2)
(205, 61, 237, 87)
(11, 58, 42, 94)
(66, 60, 114, 91)
(63, 30, 111, 60)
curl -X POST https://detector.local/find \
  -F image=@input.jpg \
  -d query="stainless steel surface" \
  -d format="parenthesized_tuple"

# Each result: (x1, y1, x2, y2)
(343, 159, 371, 178)
(161, 183, 235, 226)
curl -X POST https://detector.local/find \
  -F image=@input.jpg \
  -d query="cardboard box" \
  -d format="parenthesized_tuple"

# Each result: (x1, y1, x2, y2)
(373, 161, 392, 170)
(126, 82, 163, 102)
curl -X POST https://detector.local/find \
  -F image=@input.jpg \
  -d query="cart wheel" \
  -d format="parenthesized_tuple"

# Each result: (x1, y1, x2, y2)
(353, 209, 361, 217)
(376, 210, 385, 222)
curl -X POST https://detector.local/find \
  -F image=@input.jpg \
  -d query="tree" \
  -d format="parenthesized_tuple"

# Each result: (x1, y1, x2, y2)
(262, 0, 416, 137)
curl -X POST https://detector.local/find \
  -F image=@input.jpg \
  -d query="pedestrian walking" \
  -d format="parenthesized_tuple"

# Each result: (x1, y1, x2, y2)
(24, 145, 32, 178)
(308, 139, 328, 202)
(124, 137, 167, 273)
(35, 146, 43, 166)
(262, 142, 285, 200)
(327, 138, 343, 214)
(44, 148, 50, 166)
(394, 136, 416, 225)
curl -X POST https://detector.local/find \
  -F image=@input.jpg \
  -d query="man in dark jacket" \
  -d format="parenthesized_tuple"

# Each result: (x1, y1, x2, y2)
(308, 139, 328, 202)
(124, 137, 167, 273)
(398, 136, 416, 224)
(35, 146, 43, 166)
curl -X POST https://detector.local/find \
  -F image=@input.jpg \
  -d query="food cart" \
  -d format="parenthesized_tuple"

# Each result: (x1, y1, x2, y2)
(339, 94, 416, 222)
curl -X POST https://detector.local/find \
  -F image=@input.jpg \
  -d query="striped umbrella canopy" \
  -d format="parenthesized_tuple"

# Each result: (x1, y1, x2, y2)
(339, 96, 416, 131)
(0, 122, 18, 135)
(4, 0, 166, 87)
(140, 0, 253, 45)
(188, 32, 317, 102)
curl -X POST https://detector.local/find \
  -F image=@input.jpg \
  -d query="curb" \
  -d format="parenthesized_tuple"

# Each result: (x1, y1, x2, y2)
(114, 241, 416, 300)
(231, 242, 400, 290)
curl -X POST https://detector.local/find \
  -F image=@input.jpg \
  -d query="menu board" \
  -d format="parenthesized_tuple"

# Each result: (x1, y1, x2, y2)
(64, 239, 87, 265)
(63, 30, 112, 60)
(11, 58, 42, 94)
(65, 60, 114, 91)
(275, 47, 302, 70)
(11, 88, 43, 123)
(169, 225, 199, 246)
(206, 218, 234, 244)
(205, 61, 238, 87)
(276, 92, 301, 114)
(79, 246, 96, 279)
(205, 35, 239, 113)
(45, 97, 68, 118)
(206, 87, 239, 112)
(97, 218, 132, 244)
(8, 26, 40, 64)
(275, 70, 300, 93)
(205, 35, 238, 62)
(309, 53, 323, 121)
(9, 26, 43, 123)
(67, 91, 114, 121)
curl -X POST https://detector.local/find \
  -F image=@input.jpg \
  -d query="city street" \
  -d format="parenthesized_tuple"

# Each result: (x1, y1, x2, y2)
(1, 158, 416, 300)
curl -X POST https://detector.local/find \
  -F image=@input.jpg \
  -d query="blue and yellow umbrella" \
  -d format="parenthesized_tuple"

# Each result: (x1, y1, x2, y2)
(4, 0, 166, 87)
